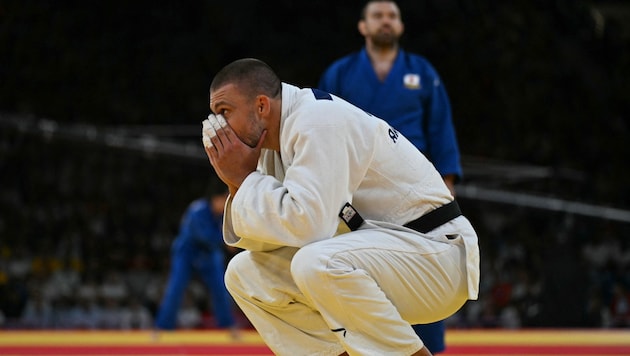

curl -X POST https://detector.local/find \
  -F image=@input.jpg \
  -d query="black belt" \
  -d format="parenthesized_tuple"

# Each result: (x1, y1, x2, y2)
(403, 200, 461, 233)
(339, 200, 461, 233)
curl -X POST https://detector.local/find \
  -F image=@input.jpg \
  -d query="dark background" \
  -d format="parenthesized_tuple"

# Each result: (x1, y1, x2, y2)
(1, 0, 629, 329)
(2, 0, 629, 204)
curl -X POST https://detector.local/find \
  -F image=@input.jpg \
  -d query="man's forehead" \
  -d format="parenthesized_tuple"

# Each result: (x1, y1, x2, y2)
(209, 83, 238, 109)
(366, 2, 399, 15)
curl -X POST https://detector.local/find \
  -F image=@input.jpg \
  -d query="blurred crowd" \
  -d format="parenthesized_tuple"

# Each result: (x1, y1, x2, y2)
(449, 208, 630, 329)
(1, 247, 230, 330)
(0, 135, 237, 330)
(1, 134, 629, 330)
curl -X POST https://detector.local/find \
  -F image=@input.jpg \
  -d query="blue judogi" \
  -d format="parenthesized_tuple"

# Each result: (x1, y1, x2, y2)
(319, 48, 462, 353)
(319, 48, 462, 181)
(155, 198, 235, 329)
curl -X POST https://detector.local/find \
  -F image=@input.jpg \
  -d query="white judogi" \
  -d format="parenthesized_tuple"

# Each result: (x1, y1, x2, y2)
(223, 83, 480, 356)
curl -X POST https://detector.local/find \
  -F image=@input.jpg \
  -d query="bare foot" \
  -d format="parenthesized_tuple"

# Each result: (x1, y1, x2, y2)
(229, 326, 242, 341)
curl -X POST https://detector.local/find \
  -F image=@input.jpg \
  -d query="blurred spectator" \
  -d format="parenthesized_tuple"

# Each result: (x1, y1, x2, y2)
(498, 302, 521, 329)
(582, 232, 621, 269)
(50, 296, 74, 329)
(6, 243, 32, 280)
(120, 297, 153, 330)
(98, 297, 125, 329)
(19, 290, 54, 329)
(610, 283, 630, 327)
(125, 251, 154, 300)
(175, 293, 202, 329)
(584, 287, 609, 327)
(76, 276, 100, 302)
(65, 296, 101, 329)
(42, 259, 80, 302)
(100, 270, 129, 301)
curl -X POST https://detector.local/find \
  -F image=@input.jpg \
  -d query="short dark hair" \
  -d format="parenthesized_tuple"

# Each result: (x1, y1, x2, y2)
(360, 0, 398, 20)
(210, 58, 281, 100)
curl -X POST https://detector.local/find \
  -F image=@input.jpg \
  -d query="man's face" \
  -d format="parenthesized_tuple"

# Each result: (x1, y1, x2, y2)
(209, 83, 265, 148)
(360, 1, 404, 47)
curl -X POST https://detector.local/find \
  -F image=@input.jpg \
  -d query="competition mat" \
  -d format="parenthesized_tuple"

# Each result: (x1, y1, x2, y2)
(0, 329, 629, 355)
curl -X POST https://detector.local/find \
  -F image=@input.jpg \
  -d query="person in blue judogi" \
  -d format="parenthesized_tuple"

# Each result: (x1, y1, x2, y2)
(319, 1, 463, 353)
(155, 181, 239, 338)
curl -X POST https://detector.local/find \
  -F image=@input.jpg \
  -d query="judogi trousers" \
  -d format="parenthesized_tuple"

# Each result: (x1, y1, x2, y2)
(224, 216, 476, 356)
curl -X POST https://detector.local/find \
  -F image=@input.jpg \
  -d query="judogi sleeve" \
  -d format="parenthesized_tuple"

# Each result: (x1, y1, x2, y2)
(423, 64, 462, 180)
(223, 95, 367, 251)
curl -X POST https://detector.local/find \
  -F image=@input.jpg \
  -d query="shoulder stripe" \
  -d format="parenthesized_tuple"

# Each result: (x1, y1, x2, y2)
(311, 88, 333, 101)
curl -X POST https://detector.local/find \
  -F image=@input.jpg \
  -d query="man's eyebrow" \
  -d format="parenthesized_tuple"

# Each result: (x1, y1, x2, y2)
(210, 99, 228, 112)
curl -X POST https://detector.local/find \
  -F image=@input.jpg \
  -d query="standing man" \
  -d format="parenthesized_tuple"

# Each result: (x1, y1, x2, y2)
(154, 180, 240, 339)
(203, 58, 479, 356)
(319, 1, 462, 352)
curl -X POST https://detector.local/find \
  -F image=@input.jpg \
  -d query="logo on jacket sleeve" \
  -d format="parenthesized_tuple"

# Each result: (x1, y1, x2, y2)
(403, 73, 421, 89)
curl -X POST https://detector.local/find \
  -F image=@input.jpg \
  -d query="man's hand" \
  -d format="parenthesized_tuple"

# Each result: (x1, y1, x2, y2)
(204, 118, 266, 194)
(443, 174, 456, 197)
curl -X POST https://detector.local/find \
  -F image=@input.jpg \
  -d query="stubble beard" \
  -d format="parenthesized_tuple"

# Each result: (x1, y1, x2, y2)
(371, 31, 399, 50)
(243, 112, 264, 148)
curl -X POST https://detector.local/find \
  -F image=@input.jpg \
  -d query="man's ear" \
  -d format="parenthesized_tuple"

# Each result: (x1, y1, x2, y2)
(257, 95, 270, 116)
(358, 20, 367, 36)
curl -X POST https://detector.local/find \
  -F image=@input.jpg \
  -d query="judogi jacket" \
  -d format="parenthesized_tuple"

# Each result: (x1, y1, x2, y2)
(319, 48, 462, 180)
(223, 83, 478, 299)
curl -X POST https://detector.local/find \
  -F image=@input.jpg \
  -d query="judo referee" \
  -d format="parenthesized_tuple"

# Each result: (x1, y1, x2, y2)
(203, 58, 479, 356)
(319, 1, 463, 352)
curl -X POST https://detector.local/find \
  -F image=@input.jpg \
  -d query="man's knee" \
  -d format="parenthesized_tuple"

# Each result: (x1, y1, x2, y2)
(291, 244, 352, 290)
(290, 245, 325, 287)
(224, 250, 249, 294)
